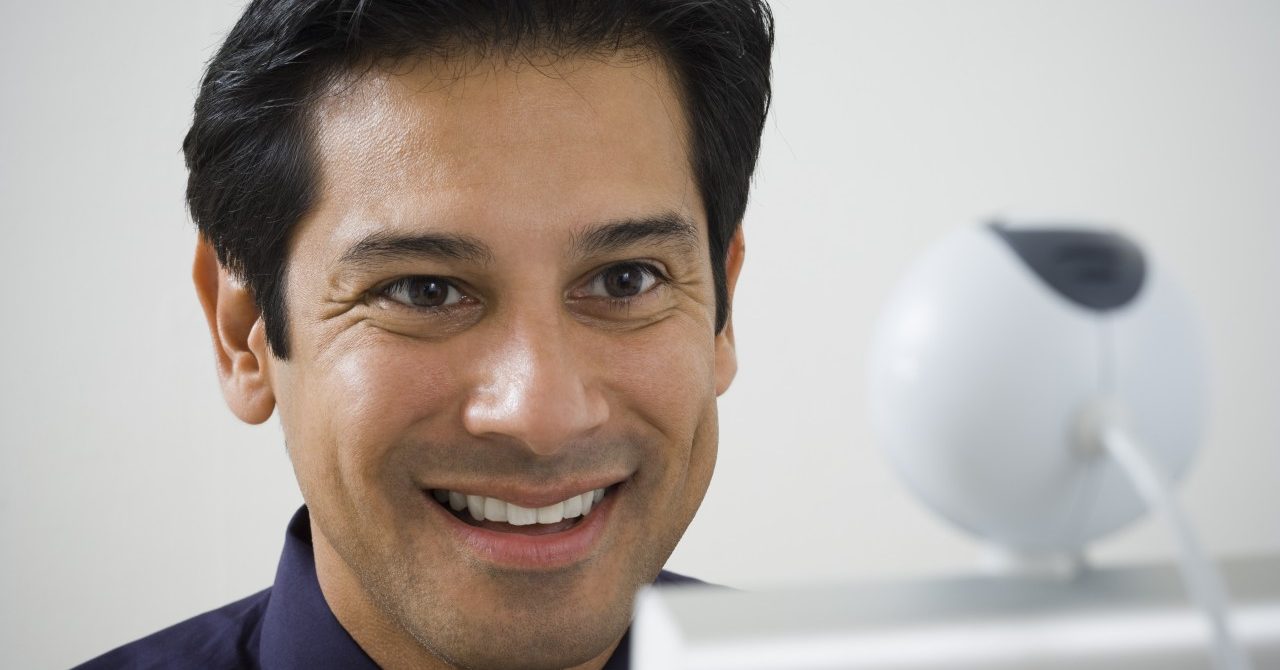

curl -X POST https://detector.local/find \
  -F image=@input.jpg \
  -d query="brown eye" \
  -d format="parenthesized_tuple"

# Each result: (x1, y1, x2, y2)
(591, 263, 659, 299)
(383, 276, 463, 308)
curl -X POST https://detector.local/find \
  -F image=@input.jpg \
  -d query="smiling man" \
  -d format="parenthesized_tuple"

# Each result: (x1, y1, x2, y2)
(78, 1, 772, 669)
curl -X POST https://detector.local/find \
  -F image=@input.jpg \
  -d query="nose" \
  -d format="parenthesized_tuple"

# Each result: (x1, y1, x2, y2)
(462, 312, 609, 456)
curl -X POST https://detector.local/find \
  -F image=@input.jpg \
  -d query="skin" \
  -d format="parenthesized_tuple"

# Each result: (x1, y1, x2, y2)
(193, 49, 744, 670)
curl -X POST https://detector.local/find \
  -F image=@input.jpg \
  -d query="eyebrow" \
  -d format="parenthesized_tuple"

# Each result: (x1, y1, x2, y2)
(335, 211, 700, 271)
(337, 231, 493, 269)
(571, 212, 700, 259)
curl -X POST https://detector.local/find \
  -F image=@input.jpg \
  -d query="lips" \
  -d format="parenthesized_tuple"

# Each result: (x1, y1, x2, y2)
(424, 484, 619, 569)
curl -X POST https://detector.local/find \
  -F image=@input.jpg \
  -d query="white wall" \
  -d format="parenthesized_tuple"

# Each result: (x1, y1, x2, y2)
(2, 1, 1276, 668)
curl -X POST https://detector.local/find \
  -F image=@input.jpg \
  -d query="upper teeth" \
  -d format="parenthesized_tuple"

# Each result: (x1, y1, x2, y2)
(432, 488, 606, 526)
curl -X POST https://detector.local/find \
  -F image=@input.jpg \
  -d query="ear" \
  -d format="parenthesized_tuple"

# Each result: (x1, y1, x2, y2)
(714, 227, 745, 396)
(193, 238, 277, 424)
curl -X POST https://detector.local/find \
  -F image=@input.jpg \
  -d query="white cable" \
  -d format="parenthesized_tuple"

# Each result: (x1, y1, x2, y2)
(1100, 426, 1253, 670)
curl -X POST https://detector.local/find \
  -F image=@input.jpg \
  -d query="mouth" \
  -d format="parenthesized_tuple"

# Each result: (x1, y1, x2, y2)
(424, 483, 621, 569)
(428, 486, 612, 535)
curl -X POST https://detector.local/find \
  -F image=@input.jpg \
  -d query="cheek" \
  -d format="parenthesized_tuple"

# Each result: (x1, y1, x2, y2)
(608, 321, 717, 431)
(602, 321, 718, 485)
(599, 323, 720, 560)
(280, 333, 463, 502)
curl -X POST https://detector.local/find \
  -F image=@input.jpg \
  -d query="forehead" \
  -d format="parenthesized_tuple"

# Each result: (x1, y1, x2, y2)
(302, 49, 702, 253)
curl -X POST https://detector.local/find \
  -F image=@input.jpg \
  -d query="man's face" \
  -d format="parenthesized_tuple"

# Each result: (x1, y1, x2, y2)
(261, 51, 739, 669)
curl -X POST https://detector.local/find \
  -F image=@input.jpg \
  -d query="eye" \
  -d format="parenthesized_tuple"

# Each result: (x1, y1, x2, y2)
(381, 276, 467, 309)
(584, 262, 662, 299)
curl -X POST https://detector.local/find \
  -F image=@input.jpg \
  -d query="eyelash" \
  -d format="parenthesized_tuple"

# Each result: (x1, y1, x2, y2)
(378, 276, 471, 313)
(592, 262, 669, 313)
(375, 261, 670, 313)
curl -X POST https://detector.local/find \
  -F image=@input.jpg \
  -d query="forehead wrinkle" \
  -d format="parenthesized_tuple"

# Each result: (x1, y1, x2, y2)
(309, 64, 466, 212)
(316, 46, 688, 156)
(304, 49, 702, 276)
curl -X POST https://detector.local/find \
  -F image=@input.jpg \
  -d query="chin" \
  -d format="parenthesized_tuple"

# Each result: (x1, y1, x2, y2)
(399, 583, 634, 670)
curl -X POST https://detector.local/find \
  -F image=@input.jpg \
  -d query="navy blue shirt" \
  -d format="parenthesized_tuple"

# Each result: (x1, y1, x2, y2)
(76, 506, 702, 669)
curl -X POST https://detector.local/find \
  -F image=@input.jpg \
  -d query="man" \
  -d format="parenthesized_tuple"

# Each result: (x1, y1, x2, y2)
(79, 0, 772, 668)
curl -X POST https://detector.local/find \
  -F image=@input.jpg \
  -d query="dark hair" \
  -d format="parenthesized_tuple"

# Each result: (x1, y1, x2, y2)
(185, 0, 774, 358)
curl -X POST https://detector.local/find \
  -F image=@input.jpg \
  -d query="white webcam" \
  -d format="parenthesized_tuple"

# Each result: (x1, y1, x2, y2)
(867, 220, 1251, 669)
(867, 220, 1204, 556)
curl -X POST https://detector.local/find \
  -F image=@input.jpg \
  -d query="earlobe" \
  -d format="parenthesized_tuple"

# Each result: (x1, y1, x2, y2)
(714, 228, 746, 396)
(193, 239, 277, 424)
(714, 321, 738, 396)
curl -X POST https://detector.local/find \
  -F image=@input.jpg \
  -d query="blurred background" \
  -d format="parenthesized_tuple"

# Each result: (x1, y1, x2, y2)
(1, 0, 1276, 667)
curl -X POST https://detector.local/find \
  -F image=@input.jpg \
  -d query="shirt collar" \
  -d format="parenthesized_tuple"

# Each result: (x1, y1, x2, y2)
(259, 506, 380, 669)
